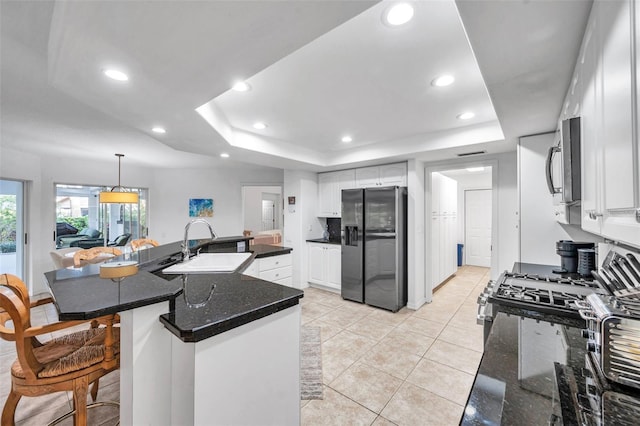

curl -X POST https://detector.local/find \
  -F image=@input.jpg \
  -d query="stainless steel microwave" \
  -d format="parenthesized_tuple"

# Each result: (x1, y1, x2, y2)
(546, 117, 581, 224)
(546, 117, 581, 203)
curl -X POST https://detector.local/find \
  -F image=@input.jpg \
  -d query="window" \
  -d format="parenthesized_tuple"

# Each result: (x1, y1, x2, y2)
(55, 184, 148, 248)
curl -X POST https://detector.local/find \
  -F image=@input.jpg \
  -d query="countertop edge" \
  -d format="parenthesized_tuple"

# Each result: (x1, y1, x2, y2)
(159, 292, 303, 342)
(305, 239, 341, 245)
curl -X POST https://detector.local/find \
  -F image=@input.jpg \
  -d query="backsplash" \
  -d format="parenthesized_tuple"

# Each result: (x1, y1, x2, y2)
(327, 218, 341, 242)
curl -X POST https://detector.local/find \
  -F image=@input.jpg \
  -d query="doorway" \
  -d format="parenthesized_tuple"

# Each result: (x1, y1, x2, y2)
(0, 179, 25, 279)
(429, 166, 493, 288)
(465, 189, 492, 267)
(242, 186, 282, 235)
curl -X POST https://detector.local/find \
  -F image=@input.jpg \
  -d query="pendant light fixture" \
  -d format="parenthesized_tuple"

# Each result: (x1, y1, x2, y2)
(99, 153, 139, 203)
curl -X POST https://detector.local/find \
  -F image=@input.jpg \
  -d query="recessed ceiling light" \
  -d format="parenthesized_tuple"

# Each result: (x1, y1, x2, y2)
(457, 112, 475, 120)
(253, 122, 267, 130)
(383, 3, 414, 26)
(103, 69, 129, 82)
(466, 167, 485, 172)
(152, 127, 166, 134)
(341, 136, 353, 143)
(432, 75, 455, 87)
(220, 153, 230, 158)
(232, 81, 251, 92)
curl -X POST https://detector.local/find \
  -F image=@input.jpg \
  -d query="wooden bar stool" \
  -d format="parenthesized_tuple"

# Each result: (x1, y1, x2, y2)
(73, 247, 122, 268)
(0, 274, 120, 425)
(129, 238, 159, 252)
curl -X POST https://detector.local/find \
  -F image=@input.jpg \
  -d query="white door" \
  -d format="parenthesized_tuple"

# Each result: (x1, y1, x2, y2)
(465, 189, 492, 267)
(261, 200, 275, 231)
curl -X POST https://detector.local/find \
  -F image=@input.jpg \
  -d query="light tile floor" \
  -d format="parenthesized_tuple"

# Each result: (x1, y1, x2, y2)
(0, 265, 488, 425)
(301, 265, 489, 426)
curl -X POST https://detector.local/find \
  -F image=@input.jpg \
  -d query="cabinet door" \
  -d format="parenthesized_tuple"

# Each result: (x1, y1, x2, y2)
(355, 166, 380, 187)
(325, 245, 342, 289)
(335, 169, 356, 217)
(601, 0, 634, 212)
(308, 244, 325, 284)
(318, 173, 336, 217)
(431, 173, 442, 216)
(440, 174, 457, 215)
(431, 214, 441, 287)
(378, 163, 407, 186)
(600, 0, 640, 245)
(440, 215, 449, 282)
(580, 7, 603, 234)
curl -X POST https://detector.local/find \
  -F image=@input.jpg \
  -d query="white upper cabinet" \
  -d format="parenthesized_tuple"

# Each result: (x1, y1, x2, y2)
(318, 163, 406, 218)
(574, 0, 640, 246)
(318, 169, 356, 217)
(355, 163, 407, 188)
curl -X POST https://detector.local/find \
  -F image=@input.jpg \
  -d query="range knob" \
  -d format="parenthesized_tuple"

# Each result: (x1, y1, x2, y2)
(581, 329, 591, 339)
(586, 342, 597, 352)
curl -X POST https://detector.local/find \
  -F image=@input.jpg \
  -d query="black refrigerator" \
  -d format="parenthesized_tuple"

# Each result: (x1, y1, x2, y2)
(341, 186, 407, 312)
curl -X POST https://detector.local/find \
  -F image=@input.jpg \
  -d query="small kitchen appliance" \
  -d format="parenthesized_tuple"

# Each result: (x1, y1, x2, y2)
(577, 291, 640, 390)
(552, 240, 596, 274)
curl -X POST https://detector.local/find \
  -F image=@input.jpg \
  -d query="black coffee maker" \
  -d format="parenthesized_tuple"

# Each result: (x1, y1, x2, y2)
(552, 240, 596, 275)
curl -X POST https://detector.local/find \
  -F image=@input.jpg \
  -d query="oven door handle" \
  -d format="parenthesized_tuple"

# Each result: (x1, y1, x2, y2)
(546, 145, 561, 195)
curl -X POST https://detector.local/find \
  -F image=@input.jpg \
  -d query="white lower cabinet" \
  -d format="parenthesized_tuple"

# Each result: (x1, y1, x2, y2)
(307, 242, 341, 290)
(244, 253, 293, 287)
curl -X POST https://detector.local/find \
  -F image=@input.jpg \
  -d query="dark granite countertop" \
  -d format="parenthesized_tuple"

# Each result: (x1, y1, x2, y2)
(45, 237, 302, 342)
(462, 309, 640, 425)
(306, 238, 341, 245)
(249, 244, 293, 258)
(158, 273, 302, 342)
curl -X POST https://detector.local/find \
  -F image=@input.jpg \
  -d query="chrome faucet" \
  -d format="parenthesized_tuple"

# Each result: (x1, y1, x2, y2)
(181, 219, 217, 261)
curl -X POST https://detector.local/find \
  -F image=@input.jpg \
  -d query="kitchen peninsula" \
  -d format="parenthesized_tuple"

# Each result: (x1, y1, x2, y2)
(44, 237, 302, 426)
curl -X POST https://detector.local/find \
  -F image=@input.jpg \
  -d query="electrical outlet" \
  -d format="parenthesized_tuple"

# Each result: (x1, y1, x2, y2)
(308, 224, 313, 232)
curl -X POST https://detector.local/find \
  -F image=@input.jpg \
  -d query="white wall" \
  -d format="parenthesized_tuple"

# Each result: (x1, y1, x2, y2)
(242, 185, 282, 235)
(283, 170, 323, 290)
(150, 167, 283, 242)
(407, 159, 426, 308)
(518, 133, 601, 265)
(0, 146, 283, 294)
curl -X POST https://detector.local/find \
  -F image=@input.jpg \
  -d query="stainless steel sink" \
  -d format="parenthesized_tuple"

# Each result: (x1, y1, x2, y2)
(162, 252, 252, 274)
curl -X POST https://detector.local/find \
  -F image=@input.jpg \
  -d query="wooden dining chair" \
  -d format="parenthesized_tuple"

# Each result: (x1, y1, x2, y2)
(73, 247, 122, 268)
(129, 238, 159, 252)
(0, 273, 119, 425)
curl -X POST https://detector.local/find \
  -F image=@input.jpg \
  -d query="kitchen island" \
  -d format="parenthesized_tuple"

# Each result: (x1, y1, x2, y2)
(44, 237, 303, 426)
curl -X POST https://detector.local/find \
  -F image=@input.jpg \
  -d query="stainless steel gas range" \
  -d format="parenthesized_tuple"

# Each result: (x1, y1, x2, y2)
(477, 267, 607, 343)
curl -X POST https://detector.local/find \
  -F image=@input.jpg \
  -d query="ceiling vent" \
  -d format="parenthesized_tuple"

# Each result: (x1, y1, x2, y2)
(457, 150, 487, 157)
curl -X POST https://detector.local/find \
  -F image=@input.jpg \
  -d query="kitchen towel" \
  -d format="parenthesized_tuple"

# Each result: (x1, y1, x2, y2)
(300, 326, 323, 400)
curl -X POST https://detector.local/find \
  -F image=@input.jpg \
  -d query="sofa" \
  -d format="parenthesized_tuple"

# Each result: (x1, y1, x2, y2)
(56, 227, 101, 248)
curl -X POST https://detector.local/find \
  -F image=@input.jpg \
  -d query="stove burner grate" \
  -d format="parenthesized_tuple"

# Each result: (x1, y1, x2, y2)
(486, 272, 606, 318)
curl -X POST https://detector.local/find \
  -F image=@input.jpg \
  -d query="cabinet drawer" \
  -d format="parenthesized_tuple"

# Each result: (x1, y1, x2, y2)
(259, 254, 292, 271)
(274, 276, 293, 287)
(260, 266, 292, 282)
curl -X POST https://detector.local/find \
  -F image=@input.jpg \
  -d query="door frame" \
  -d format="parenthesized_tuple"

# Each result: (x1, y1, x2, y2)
(0, 178, 28, 281)
(424, 159, 497, 302)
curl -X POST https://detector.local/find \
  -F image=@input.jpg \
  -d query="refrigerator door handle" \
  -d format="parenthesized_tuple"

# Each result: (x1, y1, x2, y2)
(367, 232, 396, 238)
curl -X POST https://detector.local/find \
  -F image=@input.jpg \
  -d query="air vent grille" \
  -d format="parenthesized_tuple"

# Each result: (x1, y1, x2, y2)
(457, 151, 487, 157)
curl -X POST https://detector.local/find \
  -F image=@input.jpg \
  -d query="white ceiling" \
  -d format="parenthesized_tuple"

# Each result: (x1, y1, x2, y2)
(0, 0, 592, 172)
